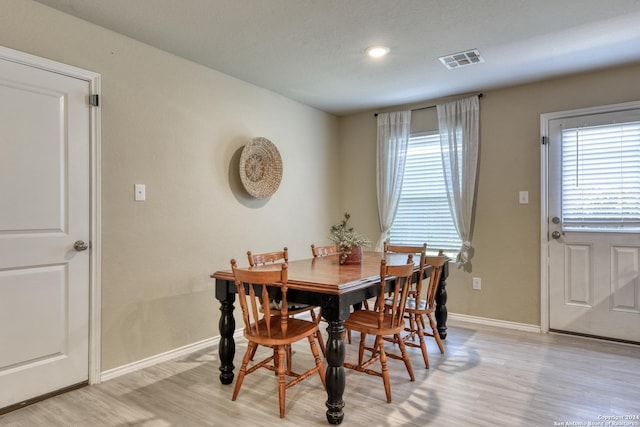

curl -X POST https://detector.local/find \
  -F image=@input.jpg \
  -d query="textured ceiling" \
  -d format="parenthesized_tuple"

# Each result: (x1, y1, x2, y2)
(34, 0, 640, 115)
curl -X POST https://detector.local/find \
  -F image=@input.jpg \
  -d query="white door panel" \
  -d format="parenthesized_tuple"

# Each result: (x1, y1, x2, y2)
(0, 56, 90, 408)
(0, 83, 64, 232)
(562, 242, 593, 307)
(546, 108, 640, 343)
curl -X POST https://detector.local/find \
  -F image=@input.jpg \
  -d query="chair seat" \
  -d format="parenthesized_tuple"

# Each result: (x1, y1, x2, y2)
(246, 316, 320, 346)
(345, 309, 403, 336)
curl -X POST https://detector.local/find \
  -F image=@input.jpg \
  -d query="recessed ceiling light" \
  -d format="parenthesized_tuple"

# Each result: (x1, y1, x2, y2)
(366, 46, 390, 58)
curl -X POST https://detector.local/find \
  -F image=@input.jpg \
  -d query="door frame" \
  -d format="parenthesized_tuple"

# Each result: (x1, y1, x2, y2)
(539, 100, 640, 336)
(0, 45, 102, 385)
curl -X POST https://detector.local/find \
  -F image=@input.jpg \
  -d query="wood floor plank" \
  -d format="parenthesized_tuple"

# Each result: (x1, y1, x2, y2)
(1, 320, 639, 426)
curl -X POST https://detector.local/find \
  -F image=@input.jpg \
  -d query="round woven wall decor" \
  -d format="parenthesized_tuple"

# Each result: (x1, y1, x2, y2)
(239, 137, 283, 199)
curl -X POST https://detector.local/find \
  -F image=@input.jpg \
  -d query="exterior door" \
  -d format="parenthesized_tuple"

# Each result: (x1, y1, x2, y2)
(0, 55, 91, 408)
(544, 104, 640, 343)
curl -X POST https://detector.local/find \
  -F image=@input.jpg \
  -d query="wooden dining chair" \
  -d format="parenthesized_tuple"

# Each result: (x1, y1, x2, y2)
(230, 260, 326, 418)
(398, 253, 447, 368)
(382, 243, 442, 369)
(343, 255, 416, 403)
(248, 247, 325, 357)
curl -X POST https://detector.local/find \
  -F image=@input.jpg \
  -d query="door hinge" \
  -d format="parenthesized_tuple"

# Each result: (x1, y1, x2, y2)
(541, 135, 548, 145)
(89, 94, 100, 107)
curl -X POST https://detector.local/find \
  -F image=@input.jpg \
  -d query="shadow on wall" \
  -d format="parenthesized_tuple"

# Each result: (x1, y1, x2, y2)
(228, 146, 269, 209)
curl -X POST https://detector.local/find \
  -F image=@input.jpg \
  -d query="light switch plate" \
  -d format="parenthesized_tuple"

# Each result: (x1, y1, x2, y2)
(134, 184, 146, 201)
(519, 191, 529, 204)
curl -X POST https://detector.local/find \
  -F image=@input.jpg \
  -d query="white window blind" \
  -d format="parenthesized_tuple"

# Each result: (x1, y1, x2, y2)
(390, 132, 461, 254)
(562, 121, 640, 231)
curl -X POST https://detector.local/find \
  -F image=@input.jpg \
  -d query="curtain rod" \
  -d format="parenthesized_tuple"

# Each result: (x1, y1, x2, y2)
(374, 92, 483, 117)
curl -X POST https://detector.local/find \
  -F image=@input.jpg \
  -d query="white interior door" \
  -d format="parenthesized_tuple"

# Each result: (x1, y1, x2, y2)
(0, 55, 91, 409)
(544, 104, 640, 343)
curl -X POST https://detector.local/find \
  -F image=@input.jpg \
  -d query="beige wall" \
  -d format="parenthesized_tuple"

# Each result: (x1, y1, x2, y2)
(340, 63, 640, 326)
(1, 0, 340, 371)
(5, 0, 640, 373)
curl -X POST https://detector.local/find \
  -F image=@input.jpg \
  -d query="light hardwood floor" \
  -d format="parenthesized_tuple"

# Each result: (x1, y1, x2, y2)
(2, 320, 640, 426)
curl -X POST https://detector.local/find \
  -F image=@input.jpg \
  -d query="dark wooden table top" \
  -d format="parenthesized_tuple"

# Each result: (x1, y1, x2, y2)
(211, 251, 423, 295)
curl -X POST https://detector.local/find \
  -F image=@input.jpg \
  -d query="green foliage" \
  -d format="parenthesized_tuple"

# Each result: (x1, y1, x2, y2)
(329, 213, 371, 262)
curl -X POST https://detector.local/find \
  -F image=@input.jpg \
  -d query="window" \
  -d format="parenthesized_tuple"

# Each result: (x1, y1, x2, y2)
(389, 131, 461, 255)
(562, 121, 640, 231)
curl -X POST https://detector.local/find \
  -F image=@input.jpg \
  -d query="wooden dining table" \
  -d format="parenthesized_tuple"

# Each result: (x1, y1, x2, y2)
(211, 251, 449, 425)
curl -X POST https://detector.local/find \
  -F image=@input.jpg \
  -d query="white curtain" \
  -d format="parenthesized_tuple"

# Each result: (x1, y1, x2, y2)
(437, 96, 480, 271)
(376, 110, 411, 251)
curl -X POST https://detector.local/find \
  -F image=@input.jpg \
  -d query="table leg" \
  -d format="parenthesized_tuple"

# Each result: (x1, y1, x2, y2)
(325, 319, 345, 425)
(218, 296, 235, 384)
(435, 273, 448, 340)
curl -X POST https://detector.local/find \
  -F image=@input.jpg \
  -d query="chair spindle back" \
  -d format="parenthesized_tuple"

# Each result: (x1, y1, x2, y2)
(375, 255, 415, 329)
(310, 244, 338, 258)
(424, 255, 447, 308)
(247, 247, 288, 266)
(383, 243, 427, 300)
(231, 259, 290, 338)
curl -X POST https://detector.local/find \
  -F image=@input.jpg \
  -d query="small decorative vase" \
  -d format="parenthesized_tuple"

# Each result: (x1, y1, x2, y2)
(341, 245, 362, 265)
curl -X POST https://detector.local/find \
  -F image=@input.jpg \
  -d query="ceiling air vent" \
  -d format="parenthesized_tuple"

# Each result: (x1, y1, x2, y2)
(438, 49, 484, 69)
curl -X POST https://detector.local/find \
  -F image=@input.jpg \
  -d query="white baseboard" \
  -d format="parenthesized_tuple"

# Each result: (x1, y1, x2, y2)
(101, 335, 220, 382)
(447, 312, 541, 334)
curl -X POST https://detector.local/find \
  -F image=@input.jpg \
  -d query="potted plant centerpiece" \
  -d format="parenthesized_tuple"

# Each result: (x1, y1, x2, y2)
(329, 213, 371, 265)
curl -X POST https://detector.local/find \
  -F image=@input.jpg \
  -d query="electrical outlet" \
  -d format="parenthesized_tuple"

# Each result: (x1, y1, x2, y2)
(472, 277, 482, 290)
